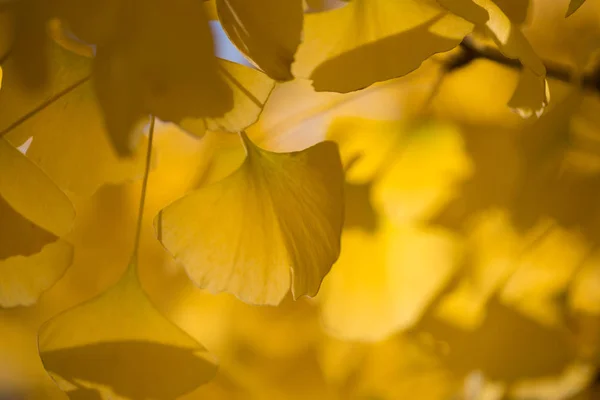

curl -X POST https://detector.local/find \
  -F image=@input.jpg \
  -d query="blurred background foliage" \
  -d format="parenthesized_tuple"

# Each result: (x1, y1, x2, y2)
(2, 0, 600, 399)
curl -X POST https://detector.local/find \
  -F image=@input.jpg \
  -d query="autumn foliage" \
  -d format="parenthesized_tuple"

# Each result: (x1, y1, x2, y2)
(1, 0, 600, 399)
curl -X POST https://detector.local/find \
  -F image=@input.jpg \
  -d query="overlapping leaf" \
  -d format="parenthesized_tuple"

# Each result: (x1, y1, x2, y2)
(0, 38, 149, 195)
(0, 138, 74, 307)
(293, 0, 476, 92)
(437, 0, 549, 117)
(39, 264, 217, 399)
(156, 133, 344, 305)
(90, 0, 231, 155)
(179, 60, 275, 138)
(216, 0, 303, 81)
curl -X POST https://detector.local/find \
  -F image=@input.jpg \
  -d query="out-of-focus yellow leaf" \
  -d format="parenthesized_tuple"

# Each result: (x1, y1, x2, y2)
(319, 223, 459, 341)
(510, 363, 594, 400)
(180, 60, 275, 138)
(0, 138, 74, 307)
(435, 210, 521, 330)
(92, 0, 232, 156)
(293, 0, 474, 92)
(326, 117, 403, 185)
(500, 223, 588, 326)
(1, 40, 149, 196)
(566, 0, 587, 17)
(570, 253, 600, 315)
(38, 264, 217, 399)
(156, 133, 344, 305)
(216, 0, 303, 81)
(319, 335, 456, 399)
(372, 121, 473, 225)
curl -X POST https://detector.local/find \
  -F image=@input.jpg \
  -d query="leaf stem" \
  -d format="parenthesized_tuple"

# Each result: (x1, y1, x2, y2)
(0, 74, 91, 137)
(131, 115, 155, 264)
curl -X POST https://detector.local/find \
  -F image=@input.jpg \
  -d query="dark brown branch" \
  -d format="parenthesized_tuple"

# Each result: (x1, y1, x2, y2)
(442, 37, 600, 93)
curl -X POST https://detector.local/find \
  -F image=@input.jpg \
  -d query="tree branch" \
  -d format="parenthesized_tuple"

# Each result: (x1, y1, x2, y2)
(442, 37, 600, 93)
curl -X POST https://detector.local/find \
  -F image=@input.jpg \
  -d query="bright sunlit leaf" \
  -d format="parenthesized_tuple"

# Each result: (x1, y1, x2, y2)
(293, 0, 475, 92)
(372, 121, 473, 225)
(319, 223, 459, 341)
(216, 0, 303, 81)
(156, 133, 344, 305)
(38, 264, 217, 399)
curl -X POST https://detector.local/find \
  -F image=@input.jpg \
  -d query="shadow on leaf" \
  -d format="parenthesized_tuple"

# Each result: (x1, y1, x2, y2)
(41, 340, 216, 400)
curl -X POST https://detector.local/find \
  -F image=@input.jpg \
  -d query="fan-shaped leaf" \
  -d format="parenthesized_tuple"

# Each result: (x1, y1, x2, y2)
(156, 133, 344, 305)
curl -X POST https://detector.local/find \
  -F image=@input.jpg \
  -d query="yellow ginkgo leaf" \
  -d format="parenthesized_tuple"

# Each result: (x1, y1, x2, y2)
(318, 222, 459, 341)
(570, 253, 600, 315)
(216, 0, 303, 81)
(293, 0, 475, 93)
(179, 60, 275, 138)
(0, 138, 74, 307)
(566, 0, 587, 17)
(372, 121, 473, 225)
(435, 210, 522, 330)
(326, 117, 403, 185)
(438, 0, 549, 117)
(500, 222, 589, 326)
(1, 40, 149, 196)
(92, 0, 232, 155)
(38, 264, 217, 399)
(155, 133, 344, 305)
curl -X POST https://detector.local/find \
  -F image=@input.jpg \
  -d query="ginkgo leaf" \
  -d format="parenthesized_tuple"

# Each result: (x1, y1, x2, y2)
(155, 133, 344, 305)
(293, 0, 475, 93)
(437, 0, 549, 117)
(0, 138, 74, 307)
(570, 253, 600, 315)
(318, 223, 459, 341)
(1, 39, 149, 196)
(38, 264, 217, 399)
(2, 0, 51, 89)
(500, 223, 588, 326)
(90, 0, 232, 155)
(435, 210, 521, 330)
(326, 117, 403, 185)
(216, 0, 303, 81)
(566, 0, 587, 17)
(372, 121, 473, 225)
(179, 60, 275, 138)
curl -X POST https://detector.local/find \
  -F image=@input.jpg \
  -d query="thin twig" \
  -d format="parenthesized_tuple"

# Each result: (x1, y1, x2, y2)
(442, 37, 600, 92)
(131, 115, 156, 264)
